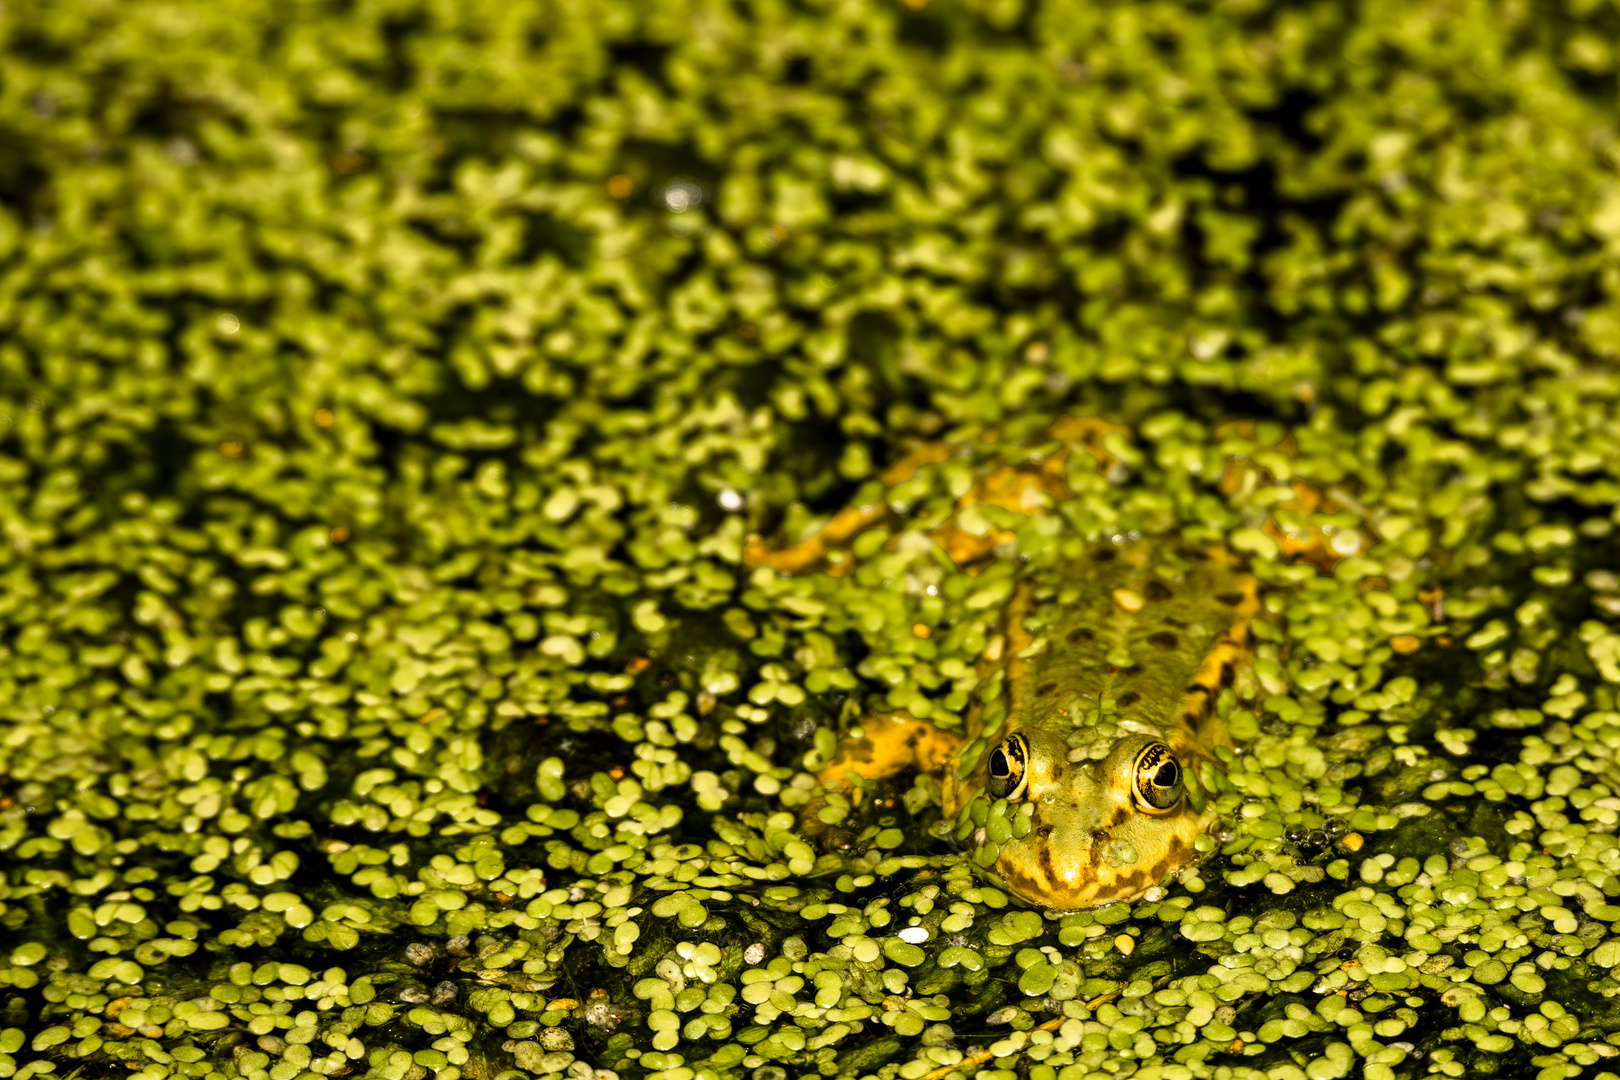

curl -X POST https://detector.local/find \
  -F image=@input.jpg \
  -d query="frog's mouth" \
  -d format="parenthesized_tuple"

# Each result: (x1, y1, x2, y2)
(990, 827, 1198, 910)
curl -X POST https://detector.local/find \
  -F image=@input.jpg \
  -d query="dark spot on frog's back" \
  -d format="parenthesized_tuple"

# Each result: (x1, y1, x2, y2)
(1036, 681, 1056, 696)
(1219, 660, 1236, 688)
(1094, 548, 1117, 562)
(1144, 581, 1173, 602)
(1117, 690, 1141, 708)
(1214, 592, 1244, 607)
(1147, 630, 1179, 650)
(1068, 627, 1096, 646)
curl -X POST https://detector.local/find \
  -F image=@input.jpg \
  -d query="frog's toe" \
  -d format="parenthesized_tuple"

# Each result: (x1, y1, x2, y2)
(795, 798, 862, 853)
(818, 825, 863, 854)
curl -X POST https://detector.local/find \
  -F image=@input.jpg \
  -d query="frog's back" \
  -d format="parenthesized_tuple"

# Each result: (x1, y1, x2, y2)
(946, 541, 1256, 831)
(1027, 543, 1249, 732)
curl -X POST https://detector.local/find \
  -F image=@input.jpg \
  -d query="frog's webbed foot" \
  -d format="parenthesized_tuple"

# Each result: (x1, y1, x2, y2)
(796, 787, 876, 854)
(1214, 422, 1378, 572)
(745, 443, 951, 577)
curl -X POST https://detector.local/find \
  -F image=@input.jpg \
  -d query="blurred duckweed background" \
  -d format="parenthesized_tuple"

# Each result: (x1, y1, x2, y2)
(5, 1, 1620, 1079)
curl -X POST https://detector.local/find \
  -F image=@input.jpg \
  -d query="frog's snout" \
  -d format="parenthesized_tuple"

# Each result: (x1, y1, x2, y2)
(991, 826, 1108, 910)
(989, 782, 1203, 910)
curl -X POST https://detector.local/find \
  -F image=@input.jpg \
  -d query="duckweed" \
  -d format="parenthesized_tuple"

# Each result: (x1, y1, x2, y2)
(7, 1, 1620, 1079)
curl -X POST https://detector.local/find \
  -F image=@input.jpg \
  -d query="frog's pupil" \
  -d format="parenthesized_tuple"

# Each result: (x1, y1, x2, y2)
(990, 750, 1009, 778)
(1154, 762, 1179, 789)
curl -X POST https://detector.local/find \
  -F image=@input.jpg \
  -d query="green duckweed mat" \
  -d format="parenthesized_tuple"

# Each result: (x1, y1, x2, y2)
(5, 1, 1620, 1079)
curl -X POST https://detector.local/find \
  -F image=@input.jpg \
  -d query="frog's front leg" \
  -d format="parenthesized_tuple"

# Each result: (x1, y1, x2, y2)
(800, 712, 964, 845)
(815, 711, 964, 792)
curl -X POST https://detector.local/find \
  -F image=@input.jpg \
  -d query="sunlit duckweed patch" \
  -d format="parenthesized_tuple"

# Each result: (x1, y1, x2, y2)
(6, 1, 1620, 1079)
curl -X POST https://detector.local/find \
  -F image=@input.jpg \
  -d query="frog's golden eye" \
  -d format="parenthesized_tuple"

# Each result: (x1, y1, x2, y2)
(986, 734, 1030, 801)
(1131, 742, 1183, 812)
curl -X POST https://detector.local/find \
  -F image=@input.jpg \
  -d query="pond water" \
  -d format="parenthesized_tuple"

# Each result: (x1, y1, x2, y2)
(4, 3, 1620, 1080)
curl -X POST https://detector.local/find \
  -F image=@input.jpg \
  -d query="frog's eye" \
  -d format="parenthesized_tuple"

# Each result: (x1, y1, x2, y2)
(1131, 742, 1183, 812)
(986, 734, 1030, 801)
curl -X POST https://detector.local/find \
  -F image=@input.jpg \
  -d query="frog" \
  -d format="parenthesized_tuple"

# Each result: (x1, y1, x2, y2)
(747, 418, 1277, 910)
(941, 540, 1255, 909)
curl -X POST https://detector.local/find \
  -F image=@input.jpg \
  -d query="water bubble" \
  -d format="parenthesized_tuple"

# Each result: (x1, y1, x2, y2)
(662, 177, 704, 213)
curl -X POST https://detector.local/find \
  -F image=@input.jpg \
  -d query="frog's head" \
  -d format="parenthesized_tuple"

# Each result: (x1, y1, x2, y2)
(978, 729, 1214, 910)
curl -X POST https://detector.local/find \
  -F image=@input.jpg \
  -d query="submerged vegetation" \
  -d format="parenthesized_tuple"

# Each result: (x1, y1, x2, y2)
(5, 1, 1620, 1078)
